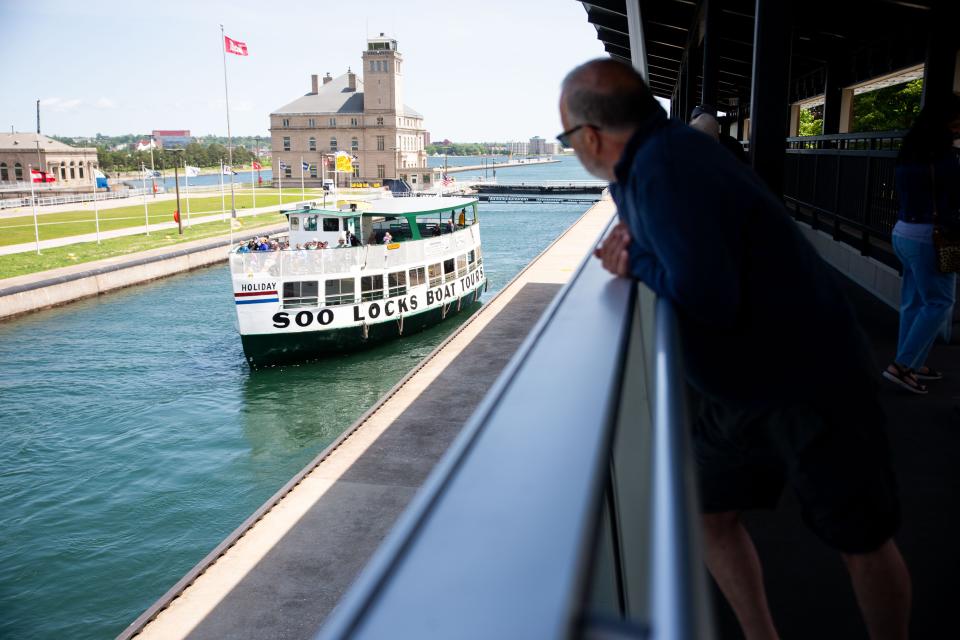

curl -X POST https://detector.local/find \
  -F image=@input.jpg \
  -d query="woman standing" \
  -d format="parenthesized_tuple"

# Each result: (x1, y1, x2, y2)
(883, 96, 960, 394)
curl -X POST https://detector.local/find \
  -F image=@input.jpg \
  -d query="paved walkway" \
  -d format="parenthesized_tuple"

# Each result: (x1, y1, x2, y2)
(712, 272, 959, 639)
(124, 198, 615, 640)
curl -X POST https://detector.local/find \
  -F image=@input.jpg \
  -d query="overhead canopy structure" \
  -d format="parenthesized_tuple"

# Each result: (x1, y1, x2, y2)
(579, 0, 952, 117)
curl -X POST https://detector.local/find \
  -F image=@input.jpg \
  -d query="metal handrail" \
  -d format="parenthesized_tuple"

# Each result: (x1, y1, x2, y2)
(650, 298, 714, 640)
(316, 217, 710, 639)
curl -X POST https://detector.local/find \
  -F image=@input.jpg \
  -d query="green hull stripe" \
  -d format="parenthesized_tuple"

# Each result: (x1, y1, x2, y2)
(241, 289, 483, 367)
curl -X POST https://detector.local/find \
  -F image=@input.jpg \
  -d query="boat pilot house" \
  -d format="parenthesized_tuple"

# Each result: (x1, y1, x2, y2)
(230, 196, 486, 366)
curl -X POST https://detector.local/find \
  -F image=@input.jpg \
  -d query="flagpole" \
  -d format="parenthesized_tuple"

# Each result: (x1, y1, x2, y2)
(29, 164, 40, 254)
(300, 155, 305, 200)
(252, 162, 257, 210)
(184, 159, 191, 226)
(141, 163, 150, 235)
(278, 163, 283, 206)
(220, 159, 226, 222)
(92, 167, 100, 244)
(220, 24, 237, 219)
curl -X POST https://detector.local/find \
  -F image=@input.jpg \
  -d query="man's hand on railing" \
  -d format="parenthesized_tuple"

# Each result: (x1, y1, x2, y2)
(593, 221, 632, 277)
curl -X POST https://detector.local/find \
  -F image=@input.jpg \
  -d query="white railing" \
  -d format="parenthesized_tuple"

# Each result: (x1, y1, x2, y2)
(229, 226, 478, 277)
(0, 187, 157, 210)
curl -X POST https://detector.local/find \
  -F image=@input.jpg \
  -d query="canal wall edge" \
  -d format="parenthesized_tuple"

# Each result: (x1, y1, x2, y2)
(0, 225, 286, 321)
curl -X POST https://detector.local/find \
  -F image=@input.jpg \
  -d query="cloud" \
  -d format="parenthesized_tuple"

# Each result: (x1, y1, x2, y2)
(95, 97, 117, 109)
(39, 97, 83, 112)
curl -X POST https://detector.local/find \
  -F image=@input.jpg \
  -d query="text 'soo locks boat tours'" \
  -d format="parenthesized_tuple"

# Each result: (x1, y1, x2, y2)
(229, 196, 487, 367)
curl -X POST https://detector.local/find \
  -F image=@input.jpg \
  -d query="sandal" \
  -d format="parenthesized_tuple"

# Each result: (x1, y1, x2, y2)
(882, 363, 928, 394)
(914, 366, 944, 381)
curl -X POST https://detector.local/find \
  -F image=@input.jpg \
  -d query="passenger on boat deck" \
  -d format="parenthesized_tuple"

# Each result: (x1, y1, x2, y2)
(383, 231, 393, 244)
(258, 237, 270, 251)
(237, 243, 250, 253)
(459, 209, 467, 226)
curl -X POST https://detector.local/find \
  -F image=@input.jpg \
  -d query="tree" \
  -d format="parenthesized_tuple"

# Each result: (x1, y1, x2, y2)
(798, 107, 823, 137)
(852, 79, 922, 133)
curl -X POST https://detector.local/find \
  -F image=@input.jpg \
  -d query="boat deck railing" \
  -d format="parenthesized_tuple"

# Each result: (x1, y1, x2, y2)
(230, 225, 482, 278)
(316, 216, 713, 639)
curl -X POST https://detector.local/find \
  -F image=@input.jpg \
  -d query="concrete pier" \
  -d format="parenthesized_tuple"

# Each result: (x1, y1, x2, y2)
(121, 197, 615, 640)
(442, 157, 561, 174)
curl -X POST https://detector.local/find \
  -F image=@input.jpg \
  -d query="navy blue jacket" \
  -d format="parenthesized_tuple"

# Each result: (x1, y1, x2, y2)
(610, 111, 875, 408)
(895, 151, 960, 225)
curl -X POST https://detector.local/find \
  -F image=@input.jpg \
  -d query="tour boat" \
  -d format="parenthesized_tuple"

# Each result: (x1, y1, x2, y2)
(229, 196, 487, 367)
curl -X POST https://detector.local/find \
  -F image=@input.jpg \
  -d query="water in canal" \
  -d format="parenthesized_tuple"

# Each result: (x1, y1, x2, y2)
(0, 157, 597, 640)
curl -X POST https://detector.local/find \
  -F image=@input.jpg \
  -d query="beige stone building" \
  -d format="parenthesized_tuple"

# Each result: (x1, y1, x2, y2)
(269, 35, 430, 190)
(0, 133, 98, 186)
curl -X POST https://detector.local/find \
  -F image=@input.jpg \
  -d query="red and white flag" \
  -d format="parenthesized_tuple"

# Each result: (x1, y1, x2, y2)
(224, 35, 248, 56)
(30, 169, 55, 183)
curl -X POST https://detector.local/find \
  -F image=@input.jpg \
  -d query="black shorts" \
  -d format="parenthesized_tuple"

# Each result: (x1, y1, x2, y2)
(693, 394, 900, 554)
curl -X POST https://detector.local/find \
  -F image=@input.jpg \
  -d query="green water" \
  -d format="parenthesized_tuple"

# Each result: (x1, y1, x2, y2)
(0, 194, 594, 639)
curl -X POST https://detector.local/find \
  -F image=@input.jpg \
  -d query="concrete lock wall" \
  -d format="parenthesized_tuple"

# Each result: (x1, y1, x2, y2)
(0, 242, 233, 321)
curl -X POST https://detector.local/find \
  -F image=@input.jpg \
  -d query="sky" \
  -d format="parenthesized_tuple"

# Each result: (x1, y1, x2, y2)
(0, 0, 608, 142)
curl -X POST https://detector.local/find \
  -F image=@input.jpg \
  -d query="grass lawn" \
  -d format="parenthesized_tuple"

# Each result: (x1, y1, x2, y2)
(0, 189, 329, 247)
(0, 211, 287, 280)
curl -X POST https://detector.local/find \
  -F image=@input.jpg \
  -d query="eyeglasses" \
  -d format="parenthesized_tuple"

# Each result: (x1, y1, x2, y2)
(556, 124, 596, 147)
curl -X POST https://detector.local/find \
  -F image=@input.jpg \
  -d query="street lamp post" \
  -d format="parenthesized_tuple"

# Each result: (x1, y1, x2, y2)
(149, 135, 157, 197)
(170, 149, 184, 234)
(255, 135, 261, 185)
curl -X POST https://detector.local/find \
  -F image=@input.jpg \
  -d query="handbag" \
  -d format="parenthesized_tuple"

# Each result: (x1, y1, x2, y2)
(931, 166, 960, 273)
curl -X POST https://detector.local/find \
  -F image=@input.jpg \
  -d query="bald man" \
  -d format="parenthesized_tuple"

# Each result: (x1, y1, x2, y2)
(559, 59, 910, 640)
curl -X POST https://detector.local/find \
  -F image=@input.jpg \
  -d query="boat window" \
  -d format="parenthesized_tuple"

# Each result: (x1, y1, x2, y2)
(371, 216, 412, 242)
(428, 263, 442, 288)
(361, 275, 384, 302)
(290, 216, 300, 231)
(476, 246, 483, 266)
(457, 254, 468, 278)
(323, 218, 340, 232)
(283, 281, 318, 309)
(388, 271, 407, 298)
(443, 258, 456, 283)
(409, 266, 426, 288)
(303, 215, 318, 232)
(325, 278, 356, 306)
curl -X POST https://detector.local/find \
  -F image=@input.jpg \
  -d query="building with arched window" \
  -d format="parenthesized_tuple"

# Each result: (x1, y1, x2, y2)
(269, 34, 429, 189)
(0, 133, 98, 187)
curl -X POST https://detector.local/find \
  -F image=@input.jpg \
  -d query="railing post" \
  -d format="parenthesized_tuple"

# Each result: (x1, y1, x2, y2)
(831, 146, 841, 240)
(861, 156, 873, 257)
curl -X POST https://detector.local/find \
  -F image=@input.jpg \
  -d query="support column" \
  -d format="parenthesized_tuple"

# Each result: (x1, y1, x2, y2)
(838, 88, 854, 133)
(788, 104, 801, 137)
(701, 0, 720, 110)
(735, 96, 746, 140)
(921, 1, 959, 107)
(678, 58, 689, 120)
(683, 48, 701, 120)
(822, 52, 850, 135)
(749, 0, 792, 196)
(625, 0, 648, 79)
